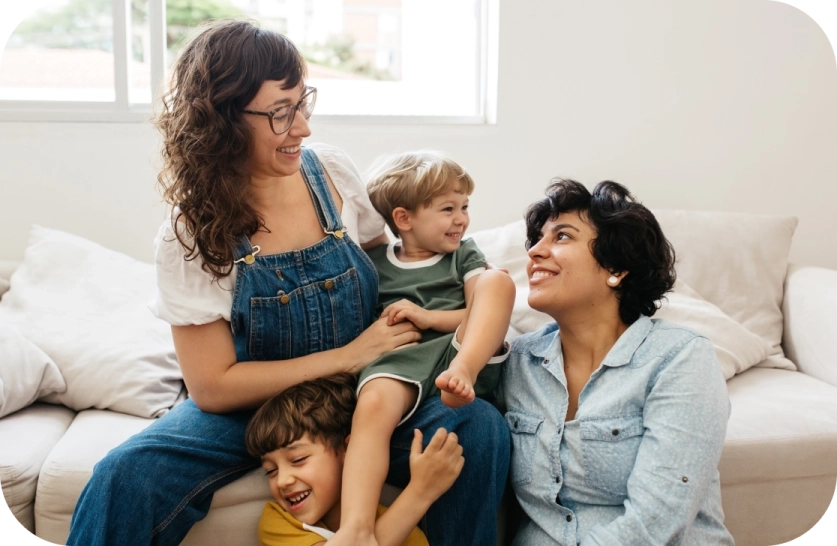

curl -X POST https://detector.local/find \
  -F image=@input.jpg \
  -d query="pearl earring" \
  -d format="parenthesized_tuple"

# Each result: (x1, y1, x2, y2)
(607, 275, 619, 286)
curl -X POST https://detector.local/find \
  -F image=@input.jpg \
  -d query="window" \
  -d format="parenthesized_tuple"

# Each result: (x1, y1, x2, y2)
(0, 0, 498, 123)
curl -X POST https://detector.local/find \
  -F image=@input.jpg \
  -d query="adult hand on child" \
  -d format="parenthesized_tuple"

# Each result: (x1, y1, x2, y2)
(343, 316, 422, 372)
(381, 299, 433, 330)
(407, 428, 465, 503)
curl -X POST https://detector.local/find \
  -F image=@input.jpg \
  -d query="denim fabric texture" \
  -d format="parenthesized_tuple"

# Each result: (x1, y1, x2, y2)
(67, 147, 509, 546)
(500, 316, 734, 546)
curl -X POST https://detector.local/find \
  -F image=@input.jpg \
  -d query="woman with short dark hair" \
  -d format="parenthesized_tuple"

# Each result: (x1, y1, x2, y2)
(501, 179, 734, 545)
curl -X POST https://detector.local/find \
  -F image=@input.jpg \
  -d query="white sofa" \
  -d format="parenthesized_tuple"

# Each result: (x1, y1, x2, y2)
(2, 210, 837, 546)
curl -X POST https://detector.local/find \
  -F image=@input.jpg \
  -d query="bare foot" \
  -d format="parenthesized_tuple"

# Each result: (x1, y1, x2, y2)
(328, 527, 377, 546)
(435, 363, 477, 408)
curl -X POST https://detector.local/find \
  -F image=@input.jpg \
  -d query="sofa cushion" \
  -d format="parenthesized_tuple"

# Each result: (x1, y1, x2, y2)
(0, 226, 184, 419)
(652, 210, 798, 372)
(0, 260, 17, 297)
(654, 279, 771, 379)
(782, 264, 837, 388)
(721, 368, 837, 484)
(0, 403, 75, 532)
(34, 409, 155, 543)
(0, 320, 66, 418)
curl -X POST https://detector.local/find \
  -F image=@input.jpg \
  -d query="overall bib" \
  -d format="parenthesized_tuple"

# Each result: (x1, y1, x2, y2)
(230, 147, 378, 363)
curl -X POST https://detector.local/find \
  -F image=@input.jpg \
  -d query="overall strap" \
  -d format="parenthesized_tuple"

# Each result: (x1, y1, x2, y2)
(300, 147, 345, 237)
(231, 235, 260, 265)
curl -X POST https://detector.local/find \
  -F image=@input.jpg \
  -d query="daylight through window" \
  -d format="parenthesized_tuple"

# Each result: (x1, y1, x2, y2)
(0, 0, 494, 121)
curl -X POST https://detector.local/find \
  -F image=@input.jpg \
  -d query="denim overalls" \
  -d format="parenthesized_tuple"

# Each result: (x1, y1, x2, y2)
(230, 148, 378, 363)
(68, 148, 509, 546)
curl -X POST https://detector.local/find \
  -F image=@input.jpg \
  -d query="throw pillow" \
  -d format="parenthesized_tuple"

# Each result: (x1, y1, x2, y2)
(654, 279, 771, 379)
(652, 210, 797, 371)
(469, 219, 529, 289)
(0, 319, 66, 418)
(508, 279, 770, 380)
(0, 226, 183, 418)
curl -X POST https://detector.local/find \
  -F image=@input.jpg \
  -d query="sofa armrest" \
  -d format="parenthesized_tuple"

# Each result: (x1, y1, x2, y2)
(782, 264, 837, 388)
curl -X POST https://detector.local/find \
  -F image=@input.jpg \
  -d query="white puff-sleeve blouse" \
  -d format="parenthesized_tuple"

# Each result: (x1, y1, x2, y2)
(148, 143, 386, 326)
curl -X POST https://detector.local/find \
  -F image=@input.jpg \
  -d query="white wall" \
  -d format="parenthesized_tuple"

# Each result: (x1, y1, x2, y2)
(1, 0, 836, 269)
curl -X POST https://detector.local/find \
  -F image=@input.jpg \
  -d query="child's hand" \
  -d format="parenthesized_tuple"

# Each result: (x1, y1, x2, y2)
(407, 428, 464, 503)
(381, 299, 432, 330)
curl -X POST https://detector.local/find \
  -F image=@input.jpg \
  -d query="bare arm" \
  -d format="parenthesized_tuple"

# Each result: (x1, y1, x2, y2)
(173, 316, 420, 413)
(380, 274, 479, 333)
(373, 429, 464, 546)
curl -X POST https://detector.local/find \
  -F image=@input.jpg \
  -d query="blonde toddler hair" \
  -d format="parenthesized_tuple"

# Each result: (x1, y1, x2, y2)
(367, 151, 475, 237)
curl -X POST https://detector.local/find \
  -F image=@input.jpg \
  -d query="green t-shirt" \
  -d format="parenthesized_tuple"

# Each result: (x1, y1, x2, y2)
(366, 238, 486, 342)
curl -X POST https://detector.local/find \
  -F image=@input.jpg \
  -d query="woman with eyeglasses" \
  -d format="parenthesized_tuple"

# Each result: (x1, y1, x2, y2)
(67, 19, 509, 546)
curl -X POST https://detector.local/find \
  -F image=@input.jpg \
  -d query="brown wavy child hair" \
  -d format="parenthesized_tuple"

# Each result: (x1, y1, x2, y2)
(366, 151, 475, 238)
(245, 373, 358, 458)
(156, 19, 306, 279)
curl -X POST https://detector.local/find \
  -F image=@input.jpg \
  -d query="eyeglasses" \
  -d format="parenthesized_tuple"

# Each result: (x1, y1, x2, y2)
(243, 86, 317, 135)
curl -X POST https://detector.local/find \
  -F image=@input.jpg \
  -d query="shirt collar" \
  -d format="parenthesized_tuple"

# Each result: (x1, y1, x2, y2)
(600, 315, 654, 368)
(528, 315, 654, 369)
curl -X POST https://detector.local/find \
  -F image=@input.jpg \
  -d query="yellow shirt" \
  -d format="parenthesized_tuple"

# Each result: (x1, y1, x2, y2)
(258, 502, 429, 546)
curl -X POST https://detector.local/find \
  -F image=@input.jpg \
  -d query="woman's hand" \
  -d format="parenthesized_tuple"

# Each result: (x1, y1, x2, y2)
(406, 428, 464, 503)
(381, 299, 433, 329)
(341, 315, 422, 373)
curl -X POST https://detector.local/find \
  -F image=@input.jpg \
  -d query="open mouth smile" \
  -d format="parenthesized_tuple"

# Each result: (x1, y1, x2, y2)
(285, 490, 311, 507)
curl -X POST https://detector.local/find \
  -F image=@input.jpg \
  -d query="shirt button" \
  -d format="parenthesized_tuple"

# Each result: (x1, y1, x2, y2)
(682, 476, 689, 483)
(612, 429, 619, 436)
(280, 295, 290, 304)
(555, 475, 561, 483)
(544, 358, 550, 364)
(323, 280, 334, 290)
(566, 515, 573, 522)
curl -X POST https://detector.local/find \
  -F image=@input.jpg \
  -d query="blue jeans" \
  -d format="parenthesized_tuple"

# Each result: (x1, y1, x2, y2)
(67, 397, 509, 545)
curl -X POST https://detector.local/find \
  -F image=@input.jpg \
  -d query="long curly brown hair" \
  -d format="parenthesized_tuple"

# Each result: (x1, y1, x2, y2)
(156, 19, 306, 279)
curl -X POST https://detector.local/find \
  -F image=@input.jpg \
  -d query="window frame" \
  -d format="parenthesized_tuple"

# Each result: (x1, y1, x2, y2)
(0, 0, 498, 125)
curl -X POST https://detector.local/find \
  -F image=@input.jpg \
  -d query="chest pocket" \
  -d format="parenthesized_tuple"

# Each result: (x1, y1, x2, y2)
(581, 414, 644, 498)
(248, 267, 363, 361)
(506, 410, 544, 487)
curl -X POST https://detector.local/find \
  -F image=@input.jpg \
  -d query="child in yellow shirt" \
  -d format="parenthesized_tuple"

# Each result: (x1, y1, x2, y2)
(244, 373, 464, 546)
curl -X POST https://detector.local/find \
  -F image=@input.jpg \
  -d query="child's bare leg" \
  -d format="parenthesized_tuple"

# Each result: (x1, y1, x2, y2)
(436, 269, 515, 408)
(329, 377, 417, 546)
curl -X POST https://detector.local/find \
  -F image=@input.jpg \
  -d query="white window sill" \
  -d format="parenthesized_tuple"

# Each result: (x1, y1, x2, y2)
(0, 107, 489, 125)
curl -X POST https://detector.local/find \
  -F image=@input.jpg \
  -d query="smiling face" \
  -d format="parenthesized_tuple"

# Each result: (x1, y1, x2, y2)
(261, 434, 345, 529)
(244, 80, 312, 180)
(403, 186, 471, 255)
(526, 211, 616, 320)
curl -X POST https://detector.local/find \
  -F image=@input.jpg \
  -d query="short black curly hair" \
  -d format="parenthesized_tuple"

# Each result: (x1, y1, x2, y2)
(524, 179, 676, 325)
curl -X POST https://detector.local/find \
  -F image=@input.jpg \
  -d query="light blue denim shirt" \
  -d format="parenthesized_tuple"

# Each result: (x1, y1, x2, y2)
(499, 316, 734, 545)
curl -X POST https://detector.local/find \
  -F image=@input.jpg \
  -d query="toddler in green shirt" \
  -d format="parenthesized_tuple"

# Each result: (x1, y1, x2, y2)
(329, 151, 515, 546)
